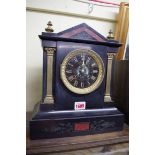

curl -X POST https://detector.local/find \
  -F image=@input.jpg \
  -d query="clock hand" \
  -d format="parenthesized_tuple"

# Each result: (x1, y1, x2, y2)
(82, 59, 85, 65)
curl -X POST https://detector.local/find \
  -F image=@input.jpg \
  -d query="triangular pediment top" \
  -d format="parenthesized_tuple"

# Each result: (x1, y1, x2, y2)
(57, 23, 108, 42)
(39, 23, 121, 48)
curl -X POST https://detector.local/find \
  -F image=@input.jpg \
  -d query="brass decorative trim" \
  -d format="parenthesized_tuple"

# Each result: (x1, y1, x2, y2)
(104, 94, 111, 102)
(104, 53, 115, 102)
(45, 47, 55, 55)
(45, 21, 54, 32)
(107, 29, 115, 40)
(44, 47, 55, 104)
(60, 49, 105, 94)
(44, 95, 54, 104)
(107, 53, 116, 59)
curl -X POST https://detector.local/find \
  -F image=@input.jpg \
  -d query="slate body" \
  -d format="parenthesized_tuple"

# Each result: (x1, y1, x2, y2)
(30, 23, 124, 140)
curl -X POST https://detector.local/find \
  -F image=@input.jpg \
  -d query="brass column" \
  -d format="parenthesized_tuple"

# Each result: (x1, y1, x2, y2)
(104, 53, 115, 102)
(44, 47, 55, 104)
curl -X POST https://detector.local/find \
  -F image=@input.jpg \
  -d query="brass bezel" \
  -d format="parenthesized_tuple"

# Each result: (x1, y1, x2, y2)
(60, 49, 105, 94)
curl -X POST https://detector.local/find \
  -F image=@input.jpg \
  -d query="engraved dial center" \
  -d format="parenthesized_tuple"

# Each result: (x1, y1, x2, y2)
(77, 65, 89, 77)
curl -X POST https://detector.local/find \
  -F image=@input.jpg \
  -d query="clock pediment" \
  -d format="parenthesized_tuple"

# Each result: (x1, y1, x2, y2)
(57, 23, 107, 42)
(39, 23, 121, 48)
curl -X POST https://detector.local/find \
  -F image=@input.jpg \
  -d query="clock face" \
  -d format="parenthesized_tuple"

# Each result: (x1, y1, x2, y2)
(61, 49, 105, 94)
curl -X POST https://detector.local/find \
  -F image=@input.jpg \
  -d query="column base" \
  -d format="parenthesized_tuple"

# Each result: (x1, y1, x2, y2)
(44, 95, 54, 104)
(104, 95, 112, 102)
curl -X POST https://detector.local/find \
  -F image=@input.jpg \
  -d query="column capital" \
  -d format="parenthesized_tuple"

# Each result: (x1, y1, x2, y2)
(45, 47, 56, 56)
(107, 53, 116, 59)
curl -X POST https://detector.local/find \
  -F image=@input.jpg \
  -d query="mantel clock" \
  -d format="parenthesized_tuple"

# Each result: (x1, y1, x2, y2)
(30, 22, 124, 139)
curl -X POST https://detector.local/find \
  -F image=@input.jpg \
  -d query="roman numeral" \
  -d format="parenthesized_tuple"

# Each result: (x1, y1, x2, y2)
(73, 57, 78, 63)
(93, 70, 98, 73)
(68, 62, 73, 67)
(86, 57, 91, 64)
(81, 53, 86, 61)
(74, 80, 78, 87)
(87, 81, 90, 86)
(66, 70, 72, 74)
(81, 82, 84, 88)
(68, 75, 74, 81)
(91, 63, 96, 67)
(91, 76, 96, 81)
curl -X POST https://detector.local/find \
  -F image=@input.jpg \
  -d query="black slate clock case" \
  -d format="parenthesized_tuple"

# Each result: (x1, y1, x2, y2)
(30, 23, 124, 139)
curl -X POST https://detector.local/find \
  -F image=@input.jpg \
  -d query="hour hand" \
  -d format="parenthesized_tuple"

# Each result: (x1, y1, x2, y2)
(82, 60, 85, 65)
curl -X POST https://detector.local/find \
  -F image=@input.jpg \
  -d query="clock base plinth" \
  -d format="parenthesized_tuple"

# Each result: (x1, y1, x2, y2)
(30, 103, 124, 140)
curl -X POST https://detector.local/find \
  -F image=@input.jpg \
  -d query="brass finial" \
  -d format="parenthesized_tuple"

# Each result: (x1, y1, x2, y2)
(45, 21, 54, 32)
(107, 29, 114, 40)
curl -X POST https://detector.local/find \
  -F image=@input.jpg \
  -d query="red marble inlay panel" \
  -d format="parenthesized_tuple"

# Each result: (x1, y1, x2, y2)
(74, 122, 90, 131)
(60, 27, 104, 41)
